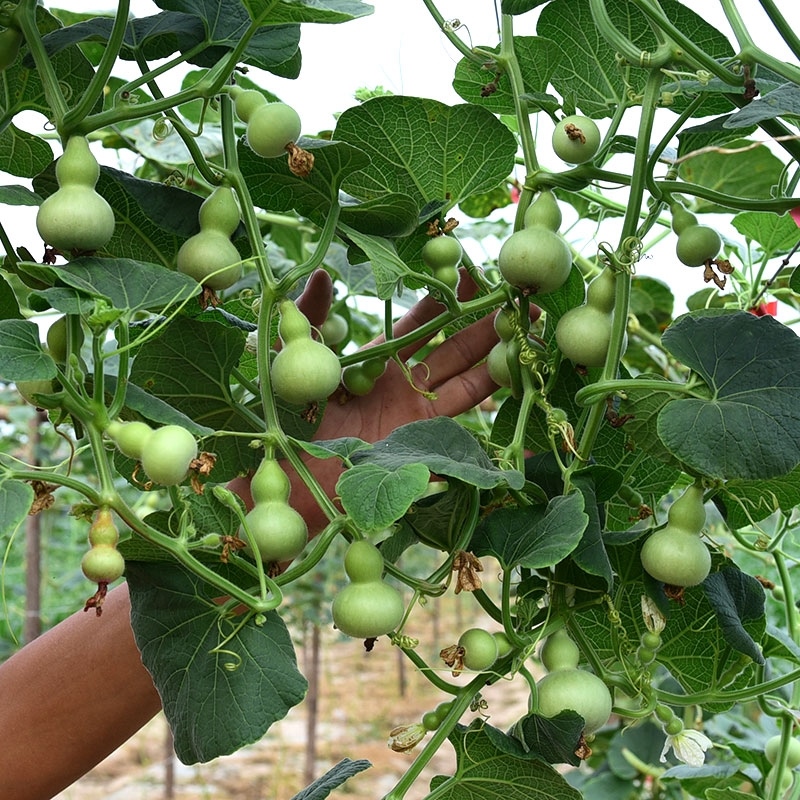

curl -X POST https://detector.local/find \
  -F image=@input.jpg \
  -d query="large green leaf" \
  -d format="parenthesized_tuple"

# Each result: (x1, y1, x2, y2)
(333, 96, 517, 214)
(0, 320, 56, 381)
(240, 138, 371, 228)
(128, 314, 263, 480)
(26, 257, 200, 315)
(452, 37, 562, 115)
(243, 0, 373, 24)
(658, 312, 800, 480)
(144, 1, 302, 71)
(289, 759, 372, 800)
(429, 720, 582, 799)
(337, 462, 431, 531)
(537, 0, 734, 118)
(724, 83, 800, 128)
(732, 211, 800, 255)
(350, 417, 524, 490)
(127, 561, 307, 764)
(677, 139, 786, 213)
(716, 464, 800, 529)
(0, 479, 35, 541)
(470, 492, 588, 570)
(337, 226, 410, 300)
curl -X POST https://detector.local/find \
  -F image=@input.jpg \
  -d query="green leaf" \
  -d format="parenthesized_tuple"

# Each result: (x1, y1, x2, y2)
(339, 193, 420, 238)
(242, 0, 374, 24)
(502, 0, 550, 14)
(334, 96, 517, 214)
(294, 436, 371, 462)
(659, 311, 800, 479)
(147, 2, 301, 71)
(715, 464, 800, 528)
(0, 124, 57, 179)
(606, 723, 666, 780)
(452, 38, 563, 115)
(0, 274, 23, 321)
(350, 417, 524, 490)
(337, 462, 430, 531)
(0, 320, 56, 381)
(470, 492, 588, 570)
(129, 315, 263, 480)
(677, 115, 756, 161)
(703, 566, 766, 664)
(498, 712, 584, 766)
(429, 720, 582, 799)
(400, 482, 479, 552)
(732, 211, 800, 255)
(337, 226, 410, 300)
(0, 185, 41, 206)
(240, 138, 371, 229)
(704, 789, 756, 800)
(27, 257, 200, 314)
(571, 474, 614, 588)
(289, 759, 372, 800)
(0, 479, 34, 541)
(660, 765, 741, 794)
(538, 0, 734, 118)
(127, 561, 307, 764)
(723, 83, 800, 128)
(677, 139, 786, 213)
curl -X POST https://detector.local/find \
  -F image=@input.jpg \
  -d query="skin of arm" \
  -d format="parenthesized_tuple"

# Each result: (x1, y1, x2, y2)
(0, 269, 516, 799)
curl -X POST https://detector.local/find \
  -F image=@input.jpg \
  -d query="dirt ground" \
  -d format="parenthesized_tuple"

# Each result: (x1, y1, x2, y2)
(53, 594, 533, 800)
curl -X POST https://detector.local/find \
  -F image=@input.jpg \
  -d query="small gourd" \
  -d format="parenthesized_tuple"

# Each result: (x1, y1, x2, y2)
(270, 299, 342, 405)
(36, 136, 115, 253)
(241, 455, 308, 563)
(331, 540, 405, 639)
(640, 481, 711, 587)
(523, 190, 562, 232)
(497, 225, 572, 295)
(176, 186, 243, 290)
(536, 628, 612, 735)
(555, 267, 625, 367)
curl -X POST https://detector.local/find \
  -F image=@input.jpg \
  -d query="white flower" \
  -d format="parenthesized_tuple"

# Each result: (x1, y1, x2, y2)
(660, 728, 714, 767)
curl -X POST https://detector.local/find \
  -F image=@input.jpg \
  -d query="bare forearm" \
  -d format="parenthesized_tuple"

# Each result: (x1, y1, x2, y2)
(0, 583, 161, 800)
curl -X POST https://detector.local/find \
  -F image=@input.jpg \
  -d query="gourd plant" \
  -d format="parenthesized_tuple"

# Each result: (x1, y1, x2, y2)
(0, 0, 800, 798)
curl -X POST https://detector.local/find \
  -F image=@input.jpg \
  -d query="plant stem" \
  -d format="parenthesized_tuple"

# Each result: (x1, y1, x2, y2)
(756, 0, 800, 61)
(62, 0, 130, 133)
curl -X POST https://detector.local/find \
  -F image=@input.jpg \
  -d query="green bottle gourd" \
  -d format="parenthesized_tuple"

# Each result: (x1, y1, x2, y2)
(242, 455, 308, 563)
(176, 186, 243, 290)
(35, 136, 116, 253)
(523, 189, 562, 232)
(270, 299, 342, 405)
(640, 481, 711, 587)
(536, 628, 613, 734)
(331, 540, 405, 639)
(555, 267, 626, 367)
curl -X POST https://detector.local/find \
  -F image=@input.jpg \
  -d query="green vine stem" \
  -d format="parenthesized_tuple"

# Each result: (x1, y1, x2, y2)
(574, 375, 700, 407)
(383, 673, 492, 800)
(756, 0, 800, 61)
(657, 665, 800, 706)
(13, 0, 69, 125)
(589, 0, 674, 68)
(572, 69, 664, 466)
(419, 0, 491, 66)
(61, 0, 130, 133)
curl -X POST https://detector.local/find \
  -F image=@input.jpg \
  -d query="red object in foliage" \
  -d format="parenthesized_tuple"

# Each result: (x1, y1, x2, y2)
(790, 207, 800, 227)
(510, 186, 520, 203)
(749, 300, 778, 316)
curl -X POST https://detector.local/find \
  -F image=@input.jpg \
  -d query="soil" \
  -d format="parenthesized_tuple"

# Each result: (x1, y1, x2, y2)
(53, 592, 533, 800)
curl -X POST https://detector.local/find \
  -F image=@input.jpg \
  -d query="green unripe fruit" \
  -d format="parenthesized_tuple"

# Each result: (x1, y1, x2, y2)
(343, 540, 385, 583)
(493, 631, 514, 659)
(177, 232, 242, 290)
(422, 235, 462, 270)
(433, 265, 459, 291)
(271, 301, 342, 405)
(249, 456, 291, 506)
(669, 202, 698, 235)
(494, 309, 515, 342)
(36, 136, 115, 252)
(640, 485, 711, 587)
(0, 27, 23, 71)
(46, 315, 84, 364)
(536, 668, 613, 734)
(246, 102, 302, 158)
(524, 190, 562, 232)
(342, 364, 376, 396)
(552, 115, 601, 165)
(320, 313, 349, 346)
(231, 87, 268, 123)
(486, 340, 512, 387)
(498, 226, 572, 295)
(81, 545, 125, 583)
(140, 424, 198, 486)
(198, 185, 240, 236)
(541, 628, 580, 672)
(766, 734, 800, 767)
(88, 508, 119, 548)
(458, 628, 499, 671)
(331, 580, 405, 639)
(242, 501, 308, 563)
(421, 711, 441, 731)
(106, 419, 154, 460)
(676, 224, 722, 267)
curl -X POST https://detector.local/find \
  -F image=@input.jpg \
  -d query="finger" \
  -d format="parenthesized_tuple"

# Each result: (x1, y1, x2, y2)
(413, 311, 499, 389)
(429, 363, 498, 419)
(295, 269, 333, 330)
